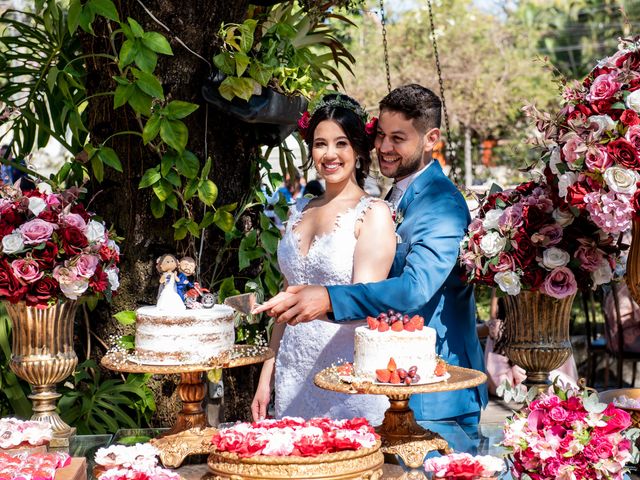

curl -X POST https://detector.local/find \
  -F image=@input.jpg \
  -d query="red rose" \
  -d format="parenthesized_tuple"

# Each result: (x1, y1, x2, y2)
(620, 109, 640, 126)
(511, 232, 536, 268)
(630, 77, 640, 92)
(31, 241, 59, 270)
(99, 244, 119, 263)
(566, 181, 592, 209)
(633, 188, 640, 220)
(297, 111, 311, 138)
(590, 98, 614, 115)
(37, 209, 57, 223)
(522, 205, 547, 231)
(0, 259, 27, 303)
(2, 209, 25, 227)
(566, 104, 592, 122)
(616, 51, 640, 70)
(26, 277, 59, 307)
(0, 221, 14, 239)
(59, 227, 88, 255)
(89, 265, 108, 293)
(521, 267, 545, 289)
(607, 137, 640, 170)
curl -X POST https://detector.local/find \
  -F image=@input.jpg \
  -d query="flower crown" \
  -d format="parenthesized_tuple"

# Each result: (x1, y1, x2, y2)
(297, 95, 378, 138)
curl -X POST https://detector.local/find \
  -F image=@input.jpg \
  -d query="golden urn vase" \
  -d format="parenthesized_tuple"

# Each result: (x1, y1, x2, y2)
(627, 219, 640, 306)
(501, 290, 575, 393)
(4, 300, 78, 447)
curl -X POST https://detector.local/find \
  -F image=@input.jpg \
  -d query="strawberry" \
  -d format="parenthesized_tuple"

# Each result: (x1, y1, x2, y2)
(367, 316, 379, 330)
(391, 321, 404, 332)
(337, 363, 353, 375)
(435, 359, 447, 376)
(403, 322, 415, 332)
(415, 316, 424, 330)
(409, 315, 421, 328)
(378, 321, 389, 332)
(389, 371, 401, 384)
(387, 357, 397, 372)
(376, 369, 391, 383)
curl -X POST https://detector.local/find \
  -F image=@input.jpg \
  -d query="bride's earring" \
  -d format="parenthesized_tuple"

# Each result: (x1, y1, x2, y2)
(356, 158, 361, 169)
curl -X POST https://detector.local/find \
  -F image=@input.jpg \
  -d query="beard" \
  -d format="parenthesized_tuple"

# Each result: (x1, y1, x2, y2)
(378, 139, 425, 180)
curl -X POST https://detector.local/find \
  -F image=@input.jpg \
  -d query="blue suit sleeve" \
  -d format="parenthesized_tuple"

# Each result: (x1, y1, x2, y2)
(327, 189, 469, 321)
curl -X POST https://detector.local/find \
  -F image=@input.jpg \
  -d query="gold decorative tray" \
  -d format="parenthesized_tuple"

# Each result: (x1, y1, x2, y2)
(208, 440, 384, 480)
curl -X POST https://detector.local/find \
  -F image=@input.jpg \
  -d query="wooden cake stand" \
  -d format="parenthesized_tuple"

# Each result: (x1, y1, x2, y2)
(101, 345, 273, 436)
(314, 365, 487, 468)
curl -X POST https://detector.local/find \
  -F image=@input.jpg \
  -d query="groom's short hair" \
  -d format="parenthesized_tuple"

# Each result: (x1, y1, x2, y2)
(379, 84, 441, 133)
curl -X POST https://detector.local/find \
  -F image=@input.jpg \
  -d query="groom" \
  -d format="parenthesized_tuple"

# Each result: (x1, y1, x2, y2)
(256, 84, 488, 434)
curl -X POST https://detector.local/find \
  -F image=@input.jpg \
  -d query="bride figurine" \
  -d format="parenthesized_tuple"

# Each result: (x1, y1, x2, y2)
(156, 254, 186, 312)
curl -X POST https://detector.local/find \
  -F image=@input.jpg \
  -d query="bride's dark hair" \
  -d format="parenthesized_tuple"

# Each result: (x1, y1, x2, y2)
(303, 94, 372, 188)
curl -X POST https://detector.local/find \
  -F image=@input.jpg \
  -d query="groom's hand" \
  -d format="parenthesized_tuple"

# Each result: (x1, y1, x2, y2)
(276, 285, 332, 325)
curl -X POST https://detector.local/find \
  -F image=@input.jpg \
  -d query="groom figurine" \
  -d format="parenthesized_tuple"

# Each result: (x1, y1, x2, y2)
(257, 84, 488, 434)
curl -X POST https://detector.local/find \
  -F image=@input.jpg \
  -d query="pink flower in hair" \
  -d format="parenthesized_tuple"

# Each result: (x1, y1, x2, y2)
(297, 111, 311, 137)
(365, 117, 378, 135)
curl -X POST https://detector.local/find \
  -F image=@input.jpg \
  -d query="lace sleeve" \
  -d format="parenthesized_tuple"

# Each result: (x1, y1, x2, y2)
(354, 196, 392, 224)
(284, 197, 312, 231)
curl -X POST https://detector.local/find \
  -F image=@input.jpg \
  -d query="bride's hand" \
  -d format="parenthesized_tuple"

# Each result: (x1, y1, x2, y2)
(251, 383, 272, 421)
(251, 289, 299, 315)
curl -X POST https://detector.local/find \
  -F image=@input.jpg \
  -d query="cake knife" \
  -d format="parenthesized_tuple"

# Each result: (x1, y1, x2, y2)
(224, 292, 261, 315)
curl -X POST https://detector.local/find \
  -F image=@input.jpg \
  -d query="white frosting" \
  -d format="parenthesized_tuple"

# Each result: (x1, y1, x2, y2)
(135, 305, 235, 365)
(353, 325, 437, 382)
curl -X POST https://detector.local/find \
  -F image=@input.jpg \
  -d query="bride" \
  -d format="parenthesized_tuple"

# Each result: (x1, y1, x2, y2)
(251, 94, 397, 424)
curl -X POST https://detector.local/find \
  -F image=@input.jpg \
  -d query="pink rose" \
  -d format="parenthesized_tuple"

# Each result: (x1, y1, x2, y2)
(587, 72, 621, 101)
(561, 135, 586, 168)
(548, 406, 568, 422)
(593, 440, 615, 458)
(499, 204, 524, 231)
(626, 124, 640, 150)
(10, 259, 43, 284)
(574, 245, 604, 272)
(489, 252, 515, 272)
(540, 267, 577, 299)
(61, 213, 87, 232)
(585, 145, 612, 171)
(73, 254, 99, 278)
(45, 194, 62, 208)
(532, 224, 563, 247)
(18, 219, 56, 245)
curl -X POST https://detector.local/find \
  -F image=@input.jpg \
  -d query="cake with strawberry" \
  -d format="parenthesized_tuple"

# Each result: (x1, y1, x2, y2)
(353, 311, 441, 384)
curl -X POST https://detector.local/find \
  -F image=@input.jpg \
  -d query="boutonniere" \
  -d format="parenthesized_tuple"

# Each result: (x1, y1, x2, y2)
(388, 203, 404, 228)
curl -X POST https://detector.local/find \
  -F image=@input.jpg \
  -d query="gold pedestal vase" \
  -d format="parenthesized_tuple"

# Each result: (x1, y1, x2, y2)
(502, 290, 575, 393)
(627, 219, 640, 306)
(4, 300, 78, 447)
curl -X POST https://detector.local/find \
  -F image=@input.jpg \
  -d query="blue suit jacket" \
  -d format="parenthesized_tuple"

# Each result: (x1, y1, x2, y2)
(327, 162, 488, 420)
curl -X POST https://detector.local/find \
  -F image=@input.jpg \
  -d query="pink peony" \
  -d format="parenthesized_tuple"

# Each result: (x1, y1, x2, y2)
(540, 267, 577, 299)
(18, 219, 56, 245)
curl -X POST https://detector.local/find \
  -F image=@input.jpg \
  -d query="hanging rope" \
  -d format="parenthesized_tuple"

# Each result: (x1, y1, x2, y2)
(425, 0, 458, 184)
(378, 0, 392, 93)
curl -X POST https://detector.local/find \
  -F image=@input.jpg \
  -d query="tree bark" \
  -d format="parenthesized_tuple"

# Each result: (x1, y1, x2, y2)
(82, 1, 261, 425)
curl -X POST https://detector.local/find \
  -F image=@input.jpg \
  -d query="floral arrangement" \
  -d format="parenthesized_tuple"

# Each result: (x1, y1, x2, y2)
(0, 182, 120, 307)
(98, 465, 180, 480)
(211, 416, 378, 458)
(525, 36, 640, 235)
(94, 443, 158, 470)
(423, 452, 505, 479)
(0, 451, 70, 480)
(0, 418, 52, 448)
(502, 383, 636, 479)
(459, 181, 619, 297)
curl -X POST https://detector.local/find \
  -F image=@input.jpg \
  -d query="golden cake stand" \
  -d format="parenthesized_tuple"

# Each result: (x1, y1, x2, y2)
(102, 345, 273, 437)
(314, 365, 487, 468)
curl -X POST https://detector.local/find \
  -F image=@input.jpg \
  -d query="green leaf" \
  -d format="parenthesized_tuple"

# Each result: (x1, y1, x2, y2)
(198, 179, 218, 206)
(201, 157, 212, 179)
(128, 88, 153, 117)
(90, 0, 119, 21)
(164, 170, 181, 188)
(213, 53, 235, 76)
(114, 310, 136, 325)
(114, 84, 134, 109)
(139, 167, 161, 188)
(152, 179, 173, 201)
(135, 46, 158, 73)
(142, 114, 161, 144)
(160, 119, 188, 153)
(78, 4, 96, 33)
(97, 147, 123, 172)
(213, 209, 234, 232)
(234, 52, 250, 77)
(261, 230, 279, 254)
(128, 17, 145, 38)
(612, 101, 626, 110)
(165, 193, 178, 210)
(164, 101, 199, 120)
(46, 66, 59, 93)
(218, 276, 240, 302)
(175, 151, 199, 179)
(161, 152, 176, 177)
(184, 179, 199, 201)
(199, 212, 216, 229)
(238, 19, 257, 53)
(91, 155, 104, 182)
(248, 62, 272, 87)
(186, 220, 201, 237)
(119, 39, 137, 68)
(132, 68, 164, 99)
(218, 77, 256, 102)
(142, 32, 172, 55)
(238, 231, 265, 270)
(150, 196, 165, 218)
(173, 224, 188, 241)
(68, 0, 82, 33)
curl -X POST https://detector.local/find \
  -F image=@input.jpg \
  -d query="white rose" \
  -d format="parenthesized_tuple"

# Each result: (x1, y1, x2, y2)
(588, 114, 616, 138)
(558, 172, 578, 198)
(552, 208, 575, 227)
(627, 89, 640, 113)
(482, 209, 503, 230)
(2, 231, 24, 254)
(59, 278, 89, 300)
(86, 219, 106, 244)
(542, 247, 570, 269)
(549, 147, 562, 175)
(603, 167, 639, 194)
(27, 197, 46, 216)
(494, 271, 521, 296)
(479, 231, 507, 257)
(36, 183, 53, 195)
(591, 260, 613, 286)
(106, 267, 120, 291)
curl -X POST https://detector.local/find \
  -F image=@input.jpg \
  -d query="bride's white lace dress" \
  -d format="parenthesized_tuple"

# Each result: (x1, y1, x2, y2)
(274, 196, 390, 424)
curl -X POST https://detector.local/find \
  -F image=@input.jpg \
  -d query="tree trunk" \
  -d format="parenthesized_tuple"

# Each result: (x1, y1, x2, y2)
(464, 125, 473, 188)
(82, 1, 261, 425)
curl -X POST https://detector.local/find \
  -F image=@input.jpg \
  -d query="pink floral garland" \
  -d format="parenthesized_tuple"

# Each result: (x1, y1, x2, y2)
(0, 451, 70, 480)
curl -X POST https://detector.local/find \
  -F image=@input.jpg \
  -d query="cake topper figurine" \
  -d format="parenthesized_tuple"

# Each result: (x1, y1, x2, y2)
(155, 254, 186, 312)
(177, 256, 196, 301)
